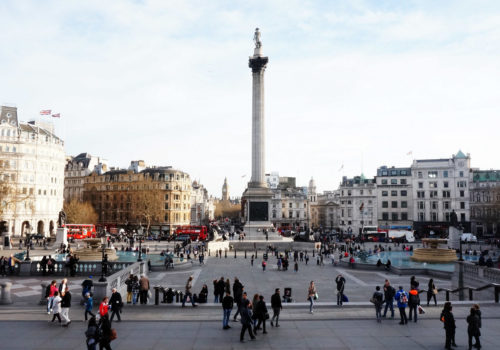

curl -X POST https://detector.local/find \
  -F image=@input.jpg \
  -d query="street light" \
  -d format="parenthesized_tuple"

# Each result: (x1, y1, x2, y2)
(24, 226, 32, 261)
(99, 233, 108, 282)
(137, 233, 144, 262)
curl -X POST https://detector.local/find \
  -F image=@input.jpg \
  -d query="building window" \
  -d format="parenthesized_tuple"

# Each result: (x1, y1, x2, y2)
(391, 213, 398, 221)
(400, 179, 407, 185)
(289, 203, 292, 208)
(418, 212, 425, 221)
(347, 208, 352, 217)
(418, 172, 423, 179)
(401, 201, 407, 208)
(347, 190, 352, 196)
(459, 171, 464, 177)
(443, 190, 450, 198)
(401, 190, 407, 196)
(431, 212, 438, 221)
(431, 201, 438, 210)
(457, 181, 467, 188)
(460, 202, 465, 209)
(443, 170, 448, 178)
(288, 211, 293, 219)
(460, 213, 466, 222)
(164, 194, 169, 200)
(382, 191, 388, 197)
(418, 182, 423, 189)
(418, 201, 425, 210)
(428, 171, 438, 178)
(391, 190, 397, 196)
(382, 201, 388, 208)
(391, 179, 397, 185)
(444, 201, 450, 210)
(391, 201, 398, 208)
(430, 191, 438, 198)
(164, 203, 169, 210)
(460, 190, 464, 197)
(445, 212, 450, 221)
(360, 190, 364, 195)
(417, 191, 425, 198)
(381, 179, 388, 185)
(429, 182, 438, 188)
(382, 212, 389, 220)
(401, 212, 408, 221)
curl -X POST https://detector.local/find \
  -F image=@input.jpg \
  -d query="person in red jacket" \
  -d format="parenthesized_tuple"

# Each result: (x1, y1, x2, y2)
(99, 296, 110, 317)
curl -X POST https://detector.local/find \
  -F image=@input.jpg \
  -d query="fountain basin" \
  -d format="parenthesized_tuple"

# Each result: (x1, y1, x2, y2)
(410, 238, 457, 263)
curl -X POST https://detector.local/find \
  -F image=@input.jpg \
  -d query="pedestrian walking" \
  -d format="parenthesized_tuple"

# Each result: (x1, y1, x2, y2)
(395, 286, 408, 325)
(139, 274, 150, 304)
(410, 275, 419, 290)
(335, 274, 346, 306)
(124, 274, 134, 304)
(222, 291, 234, 329)
(46, 280, 58, 314)
(254, 295, 268, 334)
(99, 297, 110, 318)
(225, 278, 231, 295)
(441, 301, 457, 349)
(131, 275, 140, 305)
(427, 278, 438, 306)
(84, 292, 95, 321)
(182, 276, 197, 307)
(213, 279, 219, 303)
(109, 288, 123, 322)
(262, 259, 267, 271)
(408, 287, 420, 323)
(98, 314, 113, 350)
(307, 281, 317, 314)
(270, 288, 282, 327)
(51, 291, 62, 323)
(61, 287, 72, 326)
(382, 279, 396, 318)
(232, 277, 243, 321)
(294, 262, 298, 272)
(216, 277, 225, 303)
(239, 293, 255, 343)
(59, 278, 68, 295)
(251, 255, 254, 266)
(85, 316, 99, 350)
(467, 307, 481, 350)
(372, 286, 384, 322)
(251, 293, 259, 328)
(473, 304, 482, 348)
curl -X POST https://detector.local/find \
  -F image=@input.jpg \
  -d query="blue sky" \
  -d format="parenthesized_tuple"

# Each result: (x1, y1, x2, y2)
(1, 0, 499, 197)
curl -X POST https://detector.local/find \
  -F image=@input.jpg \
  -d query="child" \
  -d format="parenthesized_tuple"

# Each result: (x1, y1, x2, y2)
(84, 292, 95, 321)
(51, 291, 62, 323)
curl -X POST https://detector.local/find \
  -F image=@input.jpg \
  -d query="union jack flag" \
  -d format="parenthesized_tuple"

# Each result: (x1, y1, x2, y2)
(52, 113, 60, 118)
(40, 110, 51, 115)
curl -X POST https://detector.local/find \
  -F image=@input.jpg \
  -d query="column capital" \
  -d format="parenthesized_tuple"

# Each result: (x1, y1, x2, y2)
(249, 56, 268, 73)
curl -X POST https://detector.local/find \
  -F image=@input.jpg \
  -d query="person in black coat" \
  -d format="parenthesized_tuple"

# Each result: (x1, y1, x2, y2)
(427, 279, 437, 306)
(254, 295, 268, 334)
(441, 302, 457, 350)
(109, 288, 123, 323)
(99, 315, 113, 350)
(239, 293, 255, 343)
(467, 308, 481, 350)
(216, 277, 225, 303)
(270, 288, 282, 327)
(232, 278, 244, 321)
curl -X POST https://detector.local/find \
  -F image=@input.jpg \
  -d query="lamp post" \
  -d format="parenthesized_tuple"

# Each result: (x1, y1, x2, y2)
(137, 234, 144, 262)
(99, 234, 108, 282)
(24, 226, 32, 261)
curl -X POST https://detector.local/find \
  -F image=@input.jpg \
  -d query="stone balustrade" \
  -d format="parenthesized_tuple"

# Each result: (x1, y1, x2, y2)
(0, 282, 12, 305)
(19, 260, 135, 276)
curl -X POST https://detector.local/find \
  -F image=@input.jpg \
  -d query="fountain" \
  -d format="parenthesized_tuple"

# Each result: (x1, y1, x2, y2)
(410, 238, 457, 263)
(75, 238, 118, 261)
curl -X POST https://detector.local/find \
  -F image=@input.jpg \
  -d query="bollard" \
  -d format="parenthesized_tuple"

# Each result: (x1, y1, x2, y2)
(255, 250, 258, 259)
(312, 250, 315, 257)
(446, 291, 450, 301)
(469, 288, 473, 301)
(40, 283, 49, 305)
(175, 291, 180, 303)
(179, 292, 184, 303)
(495, 286, 499, 303)
(234, 250, 237, 258)
(0, 282, 13, 305)
(225, 250, 227, 258)
(208, 250, 210, 256)
(154, 287, 160, 305)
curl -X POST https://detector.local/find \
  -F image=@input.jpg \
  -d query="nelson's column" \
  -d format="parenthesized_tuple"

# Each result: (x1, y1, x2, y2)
(242, 28, 278, 240)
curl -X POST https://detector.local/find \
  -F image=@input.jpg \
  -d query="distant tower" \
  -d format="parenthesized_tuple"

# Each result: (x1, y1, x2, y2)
(308, 177, 317, 203)
(222, 177, 230, 201)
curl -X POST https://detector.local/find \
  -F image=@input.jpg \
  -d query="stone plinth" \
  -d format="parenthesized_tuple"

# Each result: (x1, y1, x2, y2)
(55, 227, 67, 246)
(448, 226, 462, 250)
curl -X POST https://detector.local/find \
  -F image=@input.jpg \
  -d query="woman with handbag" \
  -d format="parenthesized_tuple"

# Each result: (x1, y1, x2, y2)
(427, 279, 437, 306)
(254, 295, 268, 334)
(307, 281, 317, 314)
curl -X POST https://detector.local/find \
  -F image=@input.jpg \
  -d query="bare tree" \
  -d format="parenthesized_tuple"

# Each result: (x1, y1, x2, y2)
(64, 199, 98, 224)
(0, 179, 34, 219)
(132, 180, 163, 234)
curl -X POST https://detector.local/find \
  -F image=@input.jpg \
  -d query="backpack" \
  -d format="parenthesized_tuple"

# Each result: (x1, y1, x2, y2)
(399, 292, 408, 304)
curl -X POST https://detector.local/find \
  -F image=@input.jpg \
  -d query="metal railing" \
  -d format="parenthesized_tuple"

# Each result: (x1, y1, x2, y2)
(417, 283, 500, 303)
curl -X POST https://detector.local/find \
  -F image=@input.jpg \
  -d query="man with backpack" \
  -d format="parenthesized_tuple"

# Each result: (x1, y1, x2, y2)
(382, 279, 396, 318)
(408, 287, 420, 323)
(395, 286, 408, 325)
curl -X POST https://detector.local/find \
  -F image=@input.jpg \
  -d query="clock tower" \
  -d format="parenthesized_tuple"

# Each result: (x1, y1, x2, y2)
(0, 106, 19, 127)
(222, 177, 229, 202)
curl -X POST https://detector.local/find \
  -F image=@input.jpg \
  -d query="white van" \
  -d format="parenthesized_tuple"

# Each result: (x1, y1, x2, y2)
(388, 230, 415, 243)
(460, 233, 477, 242)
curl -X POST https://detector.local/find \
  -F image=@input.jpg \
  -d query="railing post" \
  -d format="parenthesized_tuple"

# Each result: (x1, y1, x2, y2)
(234, 249, 237, 258)
(245, 250, 247, 259)
(446, 291, 450, 301)
(469, 288, 473, 301)
(495, 286, 500, 303)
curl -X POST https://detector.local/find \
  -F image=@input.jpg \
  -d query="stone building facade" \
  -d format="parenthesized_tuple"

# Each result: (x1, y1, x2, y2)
(64, 153, 107, 202)
(191, 180, 215, 225)
(311, 190, 340, 231)
(83, 163, 191, 235)
(470, 170, 500, 237)
(376, 166, 413, 230)
(0, 105, 65, 238)
(337, 175, 377, 235)
(411, 151, 471, 235)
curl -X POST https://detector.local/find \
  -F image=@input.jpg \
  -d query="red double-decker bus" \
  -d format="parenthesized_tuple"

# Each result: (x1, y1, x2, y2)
(64, 224, 97, 240)
(175, 225, 208, 241)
